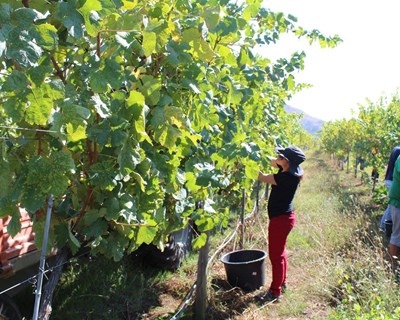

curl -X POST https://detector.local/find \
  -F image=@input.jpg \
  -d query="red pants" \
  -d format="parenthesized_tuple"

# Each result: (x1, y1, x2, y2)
(268, 212, 296, 295)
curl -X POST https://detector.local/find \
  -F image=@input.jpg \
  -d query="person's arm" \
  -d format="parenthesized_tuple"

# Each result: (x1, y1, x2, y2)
(257, 157, 279, 185)
(258, 172, 277, 185)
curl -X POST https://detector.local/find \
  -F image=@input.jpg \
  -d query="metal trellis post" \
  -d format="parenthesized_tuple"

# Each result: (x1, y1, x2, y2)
(240, 189, 245, 249)
(256, 180, 260, 215)
(32, 194, 54, 320)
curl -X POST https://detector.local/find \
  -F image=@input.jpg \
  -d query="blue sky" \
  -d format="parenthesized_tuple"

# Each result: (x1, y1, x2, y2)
(262, 0, 400, 121)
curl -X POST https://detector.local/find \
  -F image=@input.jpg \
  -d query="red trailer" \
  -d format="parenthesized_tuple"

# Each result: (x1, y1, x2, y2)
(0, 209, 40, 319)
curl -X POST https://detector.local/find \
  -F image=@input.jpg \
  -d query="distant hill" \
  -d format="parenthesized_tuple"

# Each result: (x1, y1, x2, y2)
(284, 105, 324, 135)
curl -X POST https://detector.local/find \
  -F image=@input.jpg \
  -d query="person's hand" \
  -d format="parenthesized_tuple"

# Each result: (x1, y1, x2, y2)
(270, 158, 278, 168)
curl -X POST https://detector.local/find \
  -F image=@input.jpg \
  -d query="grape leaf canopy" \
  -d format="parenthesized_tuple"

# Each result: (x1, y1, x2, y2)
(0, 0, 340, 259)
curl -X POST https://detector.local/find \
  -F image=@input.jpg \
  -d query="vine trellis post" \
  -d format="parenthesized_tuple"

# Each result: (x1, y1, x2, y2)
(191, 182, 263, 320)
(32, 194, 54, 320)
(194, 230, 210, 320)
(240, 189, 245, 249)
(256, 180, 260, 215)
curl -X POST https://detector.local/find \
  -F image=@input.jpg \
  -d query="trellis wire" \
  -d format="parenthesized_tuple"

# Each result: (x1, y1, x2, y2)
(0, 251, 90, 296)
(0, 125, 62, 134)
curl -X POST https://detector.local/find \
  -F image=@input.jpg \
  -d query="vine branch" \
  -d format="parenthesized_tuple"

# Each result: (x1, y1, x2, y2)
(51, 57, 66, 84)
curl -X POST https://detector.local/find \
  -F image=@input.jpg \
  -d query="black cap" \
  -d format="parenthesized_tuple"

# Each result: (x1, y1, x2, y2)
(275, 145, 306, 177)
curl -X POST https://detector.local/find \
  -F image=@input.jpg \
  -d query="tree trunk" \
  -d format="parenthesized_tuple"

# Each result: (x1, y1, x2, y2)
(38, 247, 70, 320)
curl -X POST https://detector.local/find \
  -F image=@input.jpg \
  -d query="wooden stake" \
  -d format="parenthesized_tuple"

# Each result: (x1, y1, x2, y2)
(194, 231, 210, 320)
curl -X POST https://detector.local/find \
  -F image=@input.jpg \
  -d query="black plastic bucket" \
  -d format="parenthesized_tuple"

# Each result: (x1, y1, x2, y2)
(220, 249, 267, 292)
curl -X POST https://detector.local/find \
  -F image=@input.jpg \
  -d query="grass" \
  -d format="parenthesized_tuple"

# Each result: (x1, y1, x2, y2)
(14, 149, 400, 319)
(289, 150, 399, 319)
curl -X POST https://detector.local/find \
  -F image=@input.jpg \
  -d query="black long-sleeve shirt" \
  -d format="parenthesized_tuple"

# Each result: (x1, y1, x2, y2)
(267, 171, 300, 219)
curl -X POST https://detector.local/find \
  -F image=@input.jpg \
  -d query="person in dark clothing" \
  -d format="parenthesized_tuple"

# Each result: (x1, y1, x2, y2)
(256, 145, 306, 303)
(380, 145, 400, 232)
(388, 154, 400, 268)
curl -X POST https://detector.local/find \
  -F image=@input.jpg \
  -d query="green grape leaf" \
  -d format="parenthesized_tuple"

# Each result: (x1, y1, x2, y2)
(90, 71, 108, 93)
(48, 152, 75, 197)
(136, 75, 161, 106)
(104, 58, 123, 89)
(28, 64, 52, 86)
(89, 161, 118, 191)
(82, 209, 99, 226)
(126, 91, 145, 113)
(25, 87, 55, 125)
(6, 211, 21, 237)
(22, 185, 47, 212)
(82, 219, 108, 238)
(202, 7, 220, 32)
(91, 94, 111, 118)
(0, 4, 12, 25)
(216, 44, 237, 67)
(35, 23, 58, 51)
(182, 28, 214, 61)
(56, 3, 84, 38)
(132, 171, 146, 192)
(118, 139, 143, 175)
(87, 120, 111, 147)
(185, 172, 201, 192)
(2, 70, 29, 92)
(90, 59, 124, 92)
(126, 91, 152, 143)
(68, 228, 81, 254)
(0, 194, 18, 218)
(103, 233, 129, 261)
(150, 106, 184, 149)
(12, 8, 49, 26)
(51, 150, 76, 173)
(66, 123, 87, 142)
(104, 198, 120, 221)
(192, 232, 207, 250)
(6, 27, 43, 67)
(216, 16, 239, 38)
(136, 225, 157, 245)
(54, 223, 69, 248)
(242, 3, 260, 20)
(110, 129, 129, 147)
(157, 124, 181, 150)
(121, 0, 138, 10)
(78, 0, 102, 37)
(244, 159, 259, 180)
(33, 218, 54, 252)
(195, 216, 215, 232)
(142, 31, 156, 56)
(284, 74, 295, 90)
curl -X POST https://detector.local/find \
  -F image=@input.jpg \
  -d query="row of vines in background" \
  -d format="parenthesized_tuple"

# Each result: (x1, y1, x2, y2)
(320, 93, 400, 193)
(0, 0, 339, 262)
